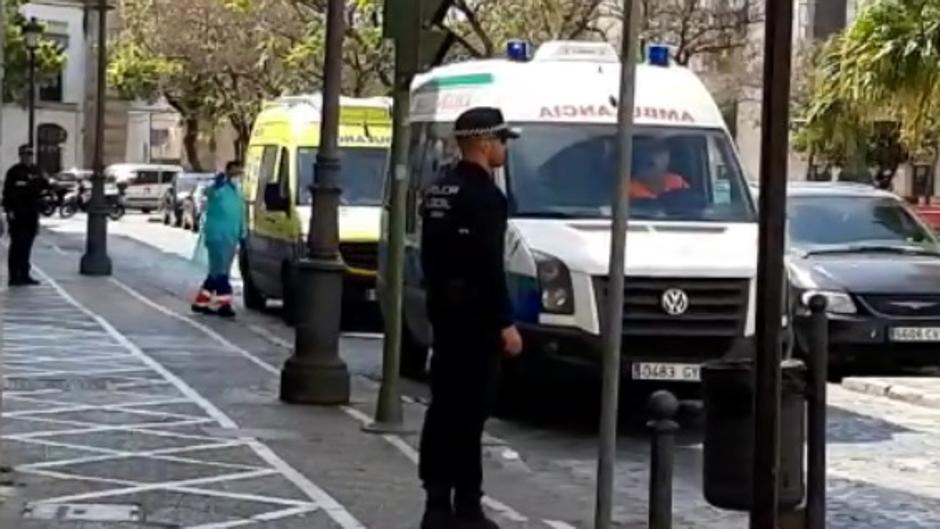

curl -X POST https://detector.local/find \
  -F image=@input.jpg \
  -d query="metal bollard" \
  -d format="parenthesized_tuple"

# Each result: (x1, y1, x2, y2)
(806, 295, 829, 529)
(647, 390, 680, 529)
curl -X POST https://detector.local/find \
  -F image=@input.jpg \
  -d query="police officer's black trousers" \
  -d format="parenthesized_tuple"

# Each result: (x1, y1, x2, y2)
(418, 333, 500, 512)
(8, 214, 38, 283)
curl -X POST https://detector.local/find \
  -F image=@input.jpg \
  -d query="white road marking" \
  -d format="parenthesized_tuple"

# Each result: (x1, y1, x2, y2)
(106, 276, 537, 526)
(543, 521, 578, 529)
(186, 505, 321, 529)
(32, 468, 279, 505)
(32, 269, 368, 529)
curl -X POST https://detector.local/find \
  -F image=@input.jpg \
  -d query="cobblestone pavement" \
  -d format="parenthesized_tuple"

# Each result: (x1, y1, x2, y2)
(1, 281, 357, 528)
(14, 215, 940, 528)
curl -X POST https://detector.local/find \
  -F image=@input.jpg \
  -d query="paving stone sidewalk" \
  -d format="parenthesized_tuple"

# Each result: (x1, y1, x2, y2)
(0, 246, 594, 528)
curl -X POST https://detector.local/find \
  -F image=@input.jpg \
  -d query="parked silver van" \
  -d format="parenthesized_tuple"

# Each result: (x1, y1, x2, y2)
(105, 163, 183, 213)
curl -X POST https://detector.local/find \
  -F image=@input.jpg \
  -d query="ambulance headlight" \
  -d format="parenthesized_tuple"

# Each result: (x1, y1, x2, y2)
(534, 251, 574, 314)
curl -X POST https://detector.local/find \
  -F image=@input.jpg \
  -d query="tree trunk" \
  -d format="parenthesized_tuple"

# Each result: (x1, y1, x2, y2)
(234, 130, 249, 163)
(229, 117, 251, 164)
(183, 117, 202, 172)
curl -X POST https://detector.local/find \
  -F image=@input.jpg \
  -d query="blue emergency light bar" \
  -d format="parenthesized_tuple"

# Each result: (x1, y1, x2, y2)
(647, 44, 671, 67)
(507, 39, 531, 62)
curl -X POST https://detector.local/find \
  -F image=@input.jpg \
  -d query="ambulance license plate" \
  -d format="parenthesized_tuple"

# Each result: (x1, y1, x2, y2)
(631, 362, 701, 382)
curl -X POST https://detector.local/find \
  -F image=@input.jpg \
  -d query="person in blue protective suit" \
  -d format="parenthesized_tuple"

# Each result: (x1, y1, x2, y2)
(192, 161, 246, 318)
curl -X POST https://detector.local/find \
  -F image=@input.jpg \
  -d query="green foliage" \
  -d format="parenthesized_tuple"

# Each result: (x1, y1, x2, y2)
(795, 0, 940, 185)
(797, 0, 940, 174)
(2, 0, 66, 103)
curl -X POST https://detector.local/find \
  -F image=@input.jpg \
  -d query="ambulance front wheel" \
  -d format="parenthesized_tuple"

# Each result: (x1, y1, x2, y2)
(400, 318, 429, 380)
(239, 251, 266, 311)
(281, 262, 297, 326)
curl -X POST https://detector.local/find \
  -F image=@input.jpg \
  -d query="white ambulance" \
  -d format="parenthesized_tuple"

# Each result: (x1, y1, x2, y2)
(385, 41, 758, 383)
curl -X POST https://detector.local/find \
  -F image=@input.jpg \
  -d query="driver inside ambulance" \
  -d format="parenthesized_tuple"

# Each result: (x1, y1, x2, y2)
(629, 139, 689, 199)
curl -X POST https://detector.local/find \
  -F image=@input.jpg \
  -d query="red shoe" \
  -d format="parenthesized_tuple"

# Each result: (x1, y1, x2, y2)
(191, 290, 213, 314)
(216, 295, 236, 318)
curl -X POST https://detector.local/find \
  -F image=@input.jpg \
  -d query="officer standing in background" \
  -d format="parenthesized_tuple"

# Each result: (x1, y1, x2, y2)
(3, 145, 47, 286)
(418, 107, 523, 529)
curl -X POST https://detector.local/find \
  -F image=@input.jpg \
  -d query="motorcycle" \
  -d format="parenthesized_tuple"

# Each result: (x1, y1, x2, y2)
(59, 184, 125, 221)
(39, 189, 59, 217)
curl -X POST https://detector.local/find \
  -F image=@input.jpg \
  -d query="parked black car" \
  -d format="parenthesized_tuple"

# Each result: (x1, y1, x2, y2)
(161, 172, 214, 228)
(786, 182, 940, 376)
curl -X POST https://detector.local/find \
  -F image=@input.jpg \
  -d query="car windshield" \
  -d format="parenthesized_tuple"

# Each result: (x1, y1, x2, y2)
(788, 196, 937, 250)
(507, 124, 755, 221)
(297, 147, 387, 207)
(178, 173, 214, 193)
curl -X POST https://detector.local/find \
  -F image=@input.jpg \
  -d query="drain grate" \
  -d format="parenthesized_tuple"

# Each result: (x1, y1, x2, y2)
(23, 502, 142, 522)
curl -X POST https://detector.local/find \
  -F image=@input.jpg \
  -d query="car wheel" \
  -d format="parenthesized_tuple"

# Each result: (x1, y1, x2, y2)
(142, 208, 152, 215)
(400, 318, 429, 380)
(239, 250, 266, 311)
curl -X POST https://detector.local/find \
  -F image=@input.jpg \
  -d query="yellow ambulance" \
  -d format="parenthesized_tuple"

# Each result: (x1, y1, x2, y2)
(239, 94, 392, 319)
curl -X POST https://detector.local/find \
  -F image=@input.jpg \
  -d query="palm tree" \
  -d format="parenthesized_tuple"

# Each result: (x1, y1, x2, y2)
(836, 0, 940, 155)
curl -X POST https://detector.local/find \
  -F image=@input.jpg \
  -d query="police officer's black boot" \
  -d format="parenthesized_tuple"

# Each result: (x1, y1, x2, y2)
(420, 486, 454, 529)
(454, 494, 499, 529)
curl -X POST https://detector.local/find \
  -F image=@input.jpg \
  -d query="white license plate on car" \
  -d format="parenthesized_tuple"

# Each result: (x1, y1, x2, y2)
(631, 362, 701, 382)
(890, 327, 940, 342)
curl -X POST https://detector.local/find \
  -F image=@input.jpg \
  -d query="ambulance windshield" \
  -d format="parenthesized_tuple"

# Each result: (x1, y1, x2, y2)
(297, 147, 388, 207)
(507, 125, 755, 222)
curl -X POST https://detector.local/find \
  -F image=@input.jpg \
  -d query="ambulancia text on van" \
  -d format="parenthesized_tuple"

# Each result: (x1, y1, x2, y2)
(383, 41, 759, 382)
(240, 94, 392, 319)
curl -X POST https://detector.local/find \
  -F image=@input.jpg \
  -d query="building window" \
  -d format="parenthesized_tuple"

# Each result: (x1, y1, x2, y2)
(39, 32, 68, 103)
(37, 123, 67, 176)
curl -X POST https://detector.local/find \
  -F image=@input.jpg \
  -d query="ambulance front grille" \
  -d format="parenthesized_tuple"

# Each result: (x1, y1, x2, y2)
(594, 276, 749, 359)
(339, 242, 378, 272)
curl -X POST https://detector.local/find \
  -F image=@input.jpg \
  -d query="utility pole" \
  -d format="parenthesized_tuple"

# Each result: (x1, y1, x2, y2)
(80, 0, 112, 276)
(1, 0, 7, 475)
(279, 0, 350, 404)
(365, 0, 453, 432)
(23, 17, 42, 156)
(751, 0, 795, 527)
(595, 0, 641, 527)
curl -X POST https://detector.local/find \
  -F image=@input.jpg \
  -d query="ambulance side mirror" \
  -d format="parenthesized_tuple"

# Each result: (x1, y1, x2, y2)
(264, 183, 289, 212)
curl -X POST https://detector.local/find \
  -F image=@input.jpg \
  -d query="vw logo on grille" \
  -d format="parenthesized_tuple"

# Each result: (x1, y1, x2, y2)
(661, 288, 690, 316)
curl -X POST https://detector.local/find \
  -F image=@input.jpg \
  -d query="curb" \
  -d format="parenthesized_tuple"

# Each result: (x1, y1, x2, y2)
(842, 378, 940, 409)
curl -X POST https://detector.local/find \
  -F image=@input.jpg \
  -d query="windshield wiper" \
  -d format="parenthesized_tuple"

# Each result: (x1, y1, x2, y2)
(803, 243, 940, 257)
(514, 211, 584, 219)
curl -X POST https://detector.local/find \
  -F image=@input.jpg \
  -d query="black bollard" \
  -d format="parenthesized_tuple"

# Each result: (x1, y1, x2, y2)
(806, 295, 829, 529)
(647, 390, 680, 529)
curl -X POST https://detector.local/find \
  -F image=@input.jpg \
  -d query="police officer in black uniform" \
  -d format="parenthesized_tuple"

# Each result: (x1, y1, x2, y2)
(3, 145, 47, 286)
(418, 108, 523, 529)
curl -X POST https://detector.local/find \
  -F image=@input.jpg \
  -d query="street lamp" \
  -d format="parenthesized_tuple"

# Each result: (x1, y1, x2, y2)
(279, 0, 350, 404)
(80, 0, 113, 276)
(22, 16, 42, 157)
